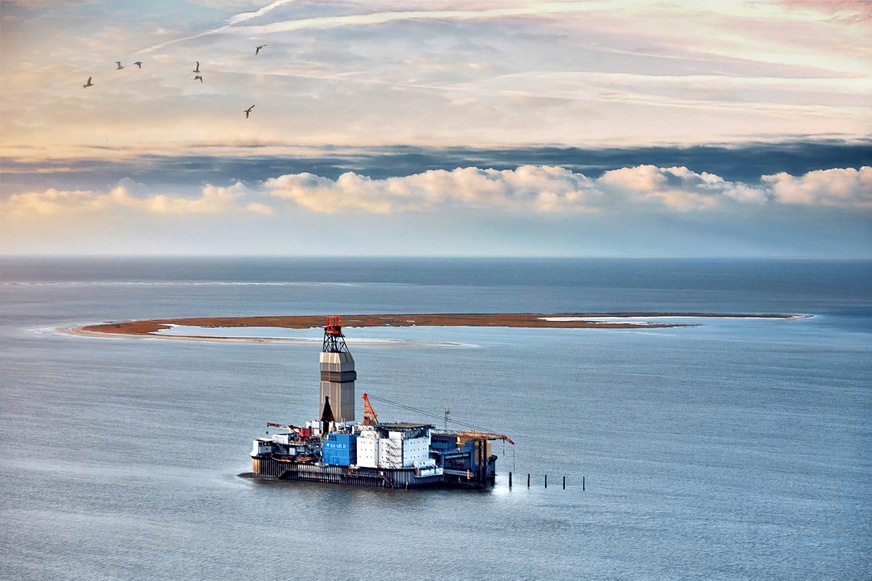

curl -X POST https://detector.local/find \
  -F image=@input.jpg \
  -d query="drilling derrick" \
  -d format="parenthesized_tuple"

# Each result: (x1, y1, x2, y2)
(319, 316, 356, 423)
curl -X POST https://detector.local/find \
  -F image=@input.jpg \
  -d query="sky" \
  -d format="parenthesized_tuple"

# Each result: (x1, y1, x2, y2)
(1, 0, 870, 257)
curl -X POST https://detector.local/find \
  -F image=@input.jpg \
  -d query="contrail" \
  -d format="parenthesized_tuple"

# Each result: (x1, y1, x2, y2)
(137, 1, 601, 54)
(227, 0, 298, 25)
(234, 5, 596, 36)
(138, 0, 298, 53)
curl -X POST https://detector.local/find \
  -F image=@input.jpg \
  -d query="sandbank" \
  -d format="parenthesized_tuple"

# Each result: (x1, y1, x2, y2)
(59, 312, 805, 342)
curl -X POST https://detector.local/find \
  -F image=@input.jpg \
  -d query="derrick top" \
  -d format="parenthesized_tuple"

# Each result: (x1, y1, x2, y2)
(325, 316, 342, 335)
(322, 316, 350, 353)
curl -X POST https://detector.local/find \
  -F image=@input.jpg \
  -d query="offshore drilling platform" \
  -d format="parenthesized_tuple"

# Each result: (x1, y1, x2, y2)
(247, 317, 513, 489)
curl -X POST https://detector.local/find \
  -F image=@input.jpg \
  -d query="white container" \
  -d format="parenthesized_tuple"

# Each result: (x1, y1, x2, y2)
(357, 436, 379, 468)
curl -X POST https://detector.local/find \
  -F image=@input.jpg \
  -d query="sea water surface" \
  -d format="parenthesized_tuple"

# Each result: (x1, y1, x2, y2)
(1, 257, 870, 580)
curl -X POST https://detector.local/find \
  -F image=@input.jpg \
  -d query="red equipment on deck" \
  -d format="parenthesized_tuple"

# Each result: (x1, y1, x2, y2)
(362, 393, 379, 425)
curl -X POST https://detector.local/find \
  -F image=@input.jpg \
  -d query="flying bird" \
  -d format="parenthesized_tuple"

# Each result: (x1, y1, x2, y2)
(194, 75, 203, 83)
(133, 61, 142, 68)
(255, 44, 267, 55)
(193, 61, 200, 73)
(115, 61, 124, 70)
(244, 105, 255, 118)
(83, 76, 93, 88)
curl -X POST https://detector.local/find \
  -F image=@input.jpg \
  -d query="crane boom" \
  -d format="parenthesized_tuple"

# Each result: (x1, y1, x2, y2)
(362, 393, 378, 425)
(456, 431, 515, 445)
(266, 422, 301, 430)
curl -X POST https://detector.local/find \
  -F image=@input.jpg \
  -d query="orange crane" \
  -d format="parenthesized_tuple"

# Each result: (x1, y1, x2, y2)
(362, 393, 378, 425)
(456, 431, 515, 445)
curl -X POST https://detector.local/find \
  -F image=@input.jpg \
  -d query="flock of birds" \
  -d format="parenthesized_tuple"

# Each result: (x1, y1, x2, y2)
(82, 44, 267, 119)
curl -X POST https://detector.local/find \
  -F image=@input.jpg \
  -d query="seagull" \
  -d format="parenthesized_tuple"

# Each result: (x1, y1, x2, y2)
(255, 44, 267, 55)
(244, 104, 255, 118)
(83, 76, 93, 88)
(194, 75, 203, 83)
(133, 61, 142, 68)
(193, 61, 200, 73)
(115, 61, 124, 70)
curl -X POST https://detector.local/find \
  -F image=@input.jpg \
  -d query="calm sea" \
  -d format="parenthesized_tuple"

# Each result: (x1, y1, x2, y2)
(2, 257, 870, 580)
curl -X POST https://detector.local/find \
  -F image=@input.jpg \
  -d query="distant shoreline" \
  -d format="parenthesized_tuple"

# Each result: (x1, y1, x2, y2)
(59, 312, 807, 342)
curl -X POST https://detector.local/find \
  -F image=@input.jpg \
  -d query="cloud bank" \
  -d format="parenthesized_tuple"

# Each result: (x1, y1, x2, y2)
(265, 165, 872, 214)
(6, 165, 869, 219)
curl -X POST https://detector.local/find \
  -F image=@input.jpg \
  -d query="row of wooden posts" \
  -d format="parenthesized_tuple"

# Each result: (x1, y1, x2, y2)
(507, 472, 585, 490)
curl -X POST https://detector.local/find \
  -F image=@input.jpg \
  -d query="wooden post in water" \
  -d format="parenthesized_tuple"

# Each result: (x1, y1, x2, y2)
(563, 476, 565, 489)
(509, 472, 512, 488)
(583, 476, 585, 491)
(527, 473, 530, 487)
(545, 474, 547, 488)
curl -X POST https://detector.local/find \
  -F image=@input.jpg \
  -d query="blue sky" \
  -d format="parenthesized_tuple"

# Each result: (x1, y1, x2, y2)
(1, 0, 870, 257)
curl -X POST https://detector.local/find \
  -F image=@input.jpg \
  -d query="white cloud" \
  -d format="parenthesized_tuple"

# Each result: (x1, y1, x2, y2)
(265, 166, 603, 213)
(117, 183, 248, 214)
(763, 167, 872, 208)
(244, 202, 275, 215)
(3, 188, 108, 215)
(599, 165, 772, 210)
(4, 181, 270, 217)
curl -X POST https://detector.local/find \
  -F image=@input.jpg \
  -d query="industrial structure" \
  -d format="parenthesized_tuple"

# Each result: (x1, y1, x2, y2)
(247, 317, 512, 489)
(319, 316, 356, 423)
